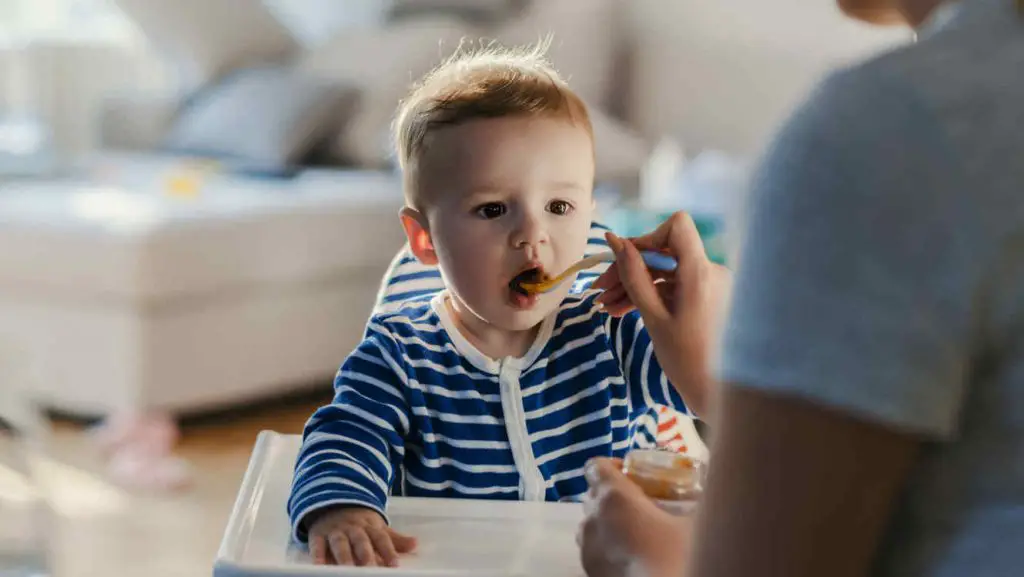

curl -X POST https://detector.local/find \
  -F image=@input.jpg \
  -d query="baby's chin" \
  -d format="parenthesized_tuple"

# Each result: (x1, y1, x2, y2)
(486, 300, 560, 332)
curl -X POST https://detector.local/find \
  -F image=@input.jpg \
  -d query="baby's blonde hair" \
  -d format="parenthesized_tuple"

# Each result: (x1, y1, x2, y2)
(392, 41, 593, 208)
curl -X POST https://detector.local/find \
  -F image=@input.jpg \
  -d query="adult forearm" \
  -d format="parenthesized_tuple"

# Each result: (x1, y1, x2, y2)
(686, 387, 919, 577)
(657, 330, 714, 420)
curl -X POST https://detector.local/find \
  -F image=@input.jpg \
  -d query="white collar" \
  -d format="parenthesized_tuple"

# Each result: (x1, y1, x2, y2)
(430, 292, 557, 374)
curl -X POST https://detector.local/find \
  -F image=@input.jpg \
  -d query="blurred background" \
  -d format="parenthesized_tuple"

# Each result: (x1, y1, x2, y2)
(0, 1, 906, 576)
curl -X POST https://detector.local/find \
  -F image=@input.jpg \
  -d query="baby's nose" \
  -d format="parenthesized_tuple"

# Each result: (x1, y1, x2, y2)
(512, 214, 549, 249)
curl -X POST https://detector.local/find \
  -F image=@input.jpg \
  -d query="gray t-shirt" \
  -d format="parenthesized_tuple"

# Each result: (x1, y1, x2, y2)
(720, 0, 1024, 575)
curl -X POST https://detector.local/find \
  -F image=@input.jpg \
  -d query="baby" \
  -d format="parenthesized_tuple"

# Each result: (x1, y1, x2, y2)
(288, 45, 708, 567)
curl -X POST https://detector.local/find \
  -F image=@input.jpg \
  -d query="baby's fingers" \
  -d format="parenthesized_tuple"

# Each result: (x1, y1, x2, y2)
(346, 528, 377, 566)
(308, 534, 329, 565)
(328, 533, 354, 565)
(368, 527, 401, 567)
(388, 527, 419, 553)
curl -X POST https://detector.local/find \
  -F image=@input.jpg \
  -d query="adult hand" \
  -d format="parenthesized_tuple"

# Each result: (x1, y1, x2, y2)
(593, 212, 732, 417)
(578, 457, 691, 577)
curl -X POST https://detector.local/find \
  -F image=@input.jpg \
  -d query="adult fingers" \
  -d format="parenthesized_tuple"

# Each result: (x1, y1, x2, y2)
(602, 297, 637, 318)
(606, 233, 669, 322)
(596, 282, 627, 307)
(591, 262, 620, 291)
(630, 212, 706, 267)
(578, 515, 606, 577)
(584, 457, 626, 489)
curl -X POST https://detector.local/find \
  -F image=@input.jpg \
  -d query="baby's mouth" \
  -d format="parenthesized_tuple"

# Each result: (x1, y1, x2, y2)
(509, 266, 546, 297)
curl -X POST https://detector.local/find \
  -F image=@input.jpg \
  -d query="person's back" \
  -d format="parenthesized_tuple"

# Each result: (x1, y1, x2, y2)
(724, 0, 1024, 574)
(865, 2, 1024, 573)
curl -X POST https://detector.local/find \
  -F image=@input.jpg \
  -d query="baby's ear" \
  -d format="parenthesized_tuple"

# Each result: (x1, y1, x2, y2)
(400, 207, 438, 265)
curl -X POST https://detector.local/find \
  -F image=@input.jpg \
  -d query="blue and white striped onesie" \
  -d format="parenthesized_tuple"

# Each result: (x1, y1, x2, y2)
(288, 289, 689, 542)
(371, 222, 669, 450)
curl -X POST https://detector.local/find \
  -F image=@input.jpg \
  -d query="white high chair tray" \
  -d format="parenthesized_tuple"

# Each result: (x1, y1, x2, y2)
(214, 431, 586, 577)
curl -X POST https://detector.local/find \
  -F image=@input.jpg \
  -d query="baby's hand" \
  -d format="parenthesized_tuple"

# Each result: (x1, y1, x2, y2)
(307, 506, 417, 567)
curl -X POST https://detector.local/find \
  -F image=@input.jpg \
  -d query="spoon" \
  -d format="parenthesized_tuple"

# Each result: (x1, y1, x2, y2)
(511, 250, 677, 295)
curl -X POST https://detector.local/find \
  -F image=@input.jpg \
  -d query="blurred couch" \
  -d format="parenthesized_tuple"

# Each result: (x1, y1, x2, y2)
(0, 0, 905, 419)
(105, 0, 651, 190)
(103, 0, 906, 188)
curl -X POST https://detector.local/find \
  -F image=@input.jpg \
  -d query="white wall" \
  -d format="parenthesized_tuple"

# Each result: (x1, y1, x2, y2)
(625, 0, 910, 157)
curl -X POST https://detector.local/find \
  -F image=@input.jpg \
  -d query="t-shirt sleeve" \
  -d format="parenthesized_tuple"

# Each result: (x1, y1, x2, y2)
(720, 66, 978, 438)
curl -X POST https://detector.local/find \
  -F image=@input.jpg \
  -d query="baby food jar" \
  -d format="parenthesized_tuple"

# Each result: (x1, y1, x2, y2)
(622, 449, 704, 516)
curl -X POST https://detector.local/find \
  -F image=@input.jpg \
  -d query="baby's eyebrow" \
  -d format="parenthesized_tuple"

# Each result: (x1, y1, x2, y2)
(463, 184, 512, 196)
(548, 182, 589, 194)
(461, 189, 507, 204)
(462, 181, 588, 199)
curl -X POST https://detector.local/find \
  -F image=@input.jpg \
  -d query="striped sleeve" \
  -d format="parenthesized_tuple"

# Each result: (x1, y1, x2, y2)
(288, 325, 411, 543)
(605, 310, 690, 417)
(630, 406, 661, 449)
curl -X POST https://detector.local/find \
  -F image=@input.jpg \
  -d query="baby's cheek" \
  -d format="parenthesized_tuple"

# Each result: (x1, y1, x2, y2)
(446, 261, 497, 309)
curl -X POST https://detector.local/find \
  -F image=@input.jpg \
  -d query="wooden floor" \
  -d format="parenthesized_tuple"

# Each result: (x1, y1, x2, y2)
(36, 392, 331, 577)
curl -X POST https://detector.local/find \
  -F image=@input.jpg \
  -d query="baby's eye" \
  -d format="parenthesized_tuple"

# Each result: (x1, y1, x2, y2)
(548, 200, 574, 216)
(475, 202, 507, 219)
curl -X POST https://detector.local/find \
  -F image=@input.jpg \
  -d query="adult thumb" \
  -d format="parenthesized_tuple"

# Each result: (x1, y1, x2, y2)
(606, 233, 669, 322)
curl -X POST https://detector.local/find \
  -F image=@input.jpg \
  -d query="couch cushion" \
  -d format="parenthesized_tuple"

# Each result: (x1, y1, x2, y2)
(112, 0, 298, 89)
(163, 66, 354, 174)
(0, 163, 407, 304)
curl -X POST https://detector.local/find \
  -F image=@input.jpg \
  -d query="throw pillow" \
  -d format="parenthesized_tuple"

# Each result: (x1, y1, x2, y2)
(163, 66, 354, 174)
(112, 0, 298, 90)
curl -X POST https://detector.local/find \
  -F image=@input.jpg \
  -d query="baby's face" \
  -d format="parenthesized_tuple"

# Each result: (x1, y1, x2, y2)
(418, 116, 595, 331)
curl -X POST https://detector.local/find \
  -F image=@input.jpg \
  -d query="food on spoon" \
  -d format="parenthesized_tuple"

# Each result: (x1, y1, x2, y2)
(509, 268, 549, 296)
